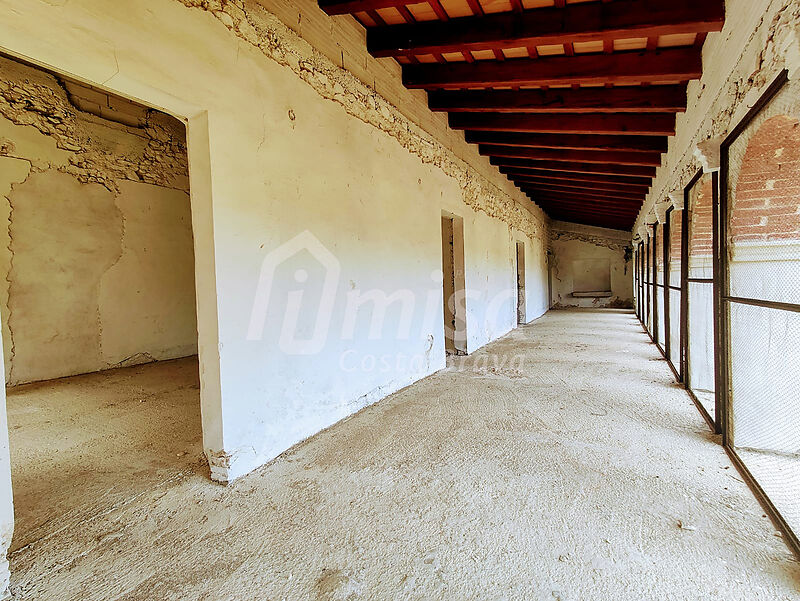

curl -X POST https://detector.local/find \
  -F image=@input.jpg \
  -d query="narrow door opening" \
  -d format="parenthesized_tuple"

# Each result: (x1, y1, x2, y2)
(441, 214, 467, 355)
(516, 241, 526, 325)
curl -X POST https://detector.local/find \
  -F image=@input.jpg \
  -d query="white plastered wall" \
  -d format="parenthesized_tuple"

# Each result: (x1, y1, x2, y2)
(0, 0, 552, 589)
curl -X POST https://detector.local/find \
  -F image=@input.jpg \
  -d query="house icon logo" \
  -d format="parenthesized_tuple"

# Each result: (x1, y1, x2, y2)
(247, 230, 341, 355)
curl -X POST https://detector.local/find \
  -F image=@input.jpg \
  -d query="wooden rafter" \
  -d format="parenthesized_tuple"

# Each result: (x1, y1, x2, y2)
(317, 0, 721, 230)
(515, 188, 645, 206)
(507, 176, 651, 195)
(489, 157, 657, 178)
(519, 185, 645, 200)
(450, 113, 675, 136)
(366, 0, 724, 58)
(529, 202, 639, 216)
(429, 85, 687, 114)
(478, 145, 662, 166)
(403, 47, 702, 89)
(497, 168, 653, 188)
(539, 203, 638, 217)
(466, 131, 668, 153)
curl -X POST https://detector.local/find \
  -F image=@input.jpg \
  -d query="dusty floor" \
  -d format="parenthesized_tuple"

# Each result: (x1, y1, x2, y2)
(738, 449, 800, 547)
(6, 310, 800, 600)
(7, 358, 203, 554)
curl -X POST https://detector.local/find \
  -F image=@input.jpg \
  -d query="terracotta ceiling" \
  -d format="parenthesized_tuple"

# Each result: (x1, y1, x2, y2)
(318, 0, 725, 230)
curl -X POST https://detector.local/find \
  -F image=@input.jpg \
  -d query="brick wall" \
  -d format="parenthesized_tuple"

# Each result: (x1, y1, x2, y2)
(655, 224, 665, 284)
(669, 209, 683, 286)
(731, 115, 800, 243)
(689, 175, 715, 259)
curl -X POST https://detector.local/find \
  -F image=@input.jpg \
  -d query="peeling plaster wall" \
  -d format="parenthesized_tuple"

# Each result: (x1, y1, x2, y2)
(0, 57, 197, 385)
(634, 0, 800, 232)
(0, 0, 550, 502)
(549, 221, 633, 310)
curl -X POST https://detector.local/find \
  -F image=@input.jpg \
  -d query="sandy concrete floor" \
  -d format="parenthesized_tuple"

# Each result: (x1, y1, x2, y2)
(6, 358, 204, 554)
(6, 310, 800, 600)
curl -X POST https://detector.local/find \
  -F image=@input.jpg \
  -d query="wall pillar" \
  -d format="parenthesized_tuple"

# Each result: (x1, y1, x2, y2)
(694, 137, 723, 173)
(668, 190, 685, 211)
(654, 200, 671, 225)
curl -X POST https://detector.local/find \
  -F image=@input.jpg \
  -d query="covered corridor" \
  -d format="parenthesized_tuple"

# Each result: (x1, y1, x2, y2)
(1, 0, 800, 598)
(6, 310, 799, 600)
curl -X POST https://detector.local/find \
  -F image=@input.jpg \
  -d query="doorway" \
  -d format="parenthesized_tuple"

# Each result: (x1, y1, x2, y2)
(0, 55, 203, 556)
(516, 241, 526, 325)
(441, 213, 467, 355)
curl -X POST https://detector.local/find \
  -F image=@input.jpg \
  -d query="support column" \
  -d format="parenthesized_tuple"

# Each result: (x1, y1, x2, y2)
(654, 200, 671, 225)
(694, 137, 723, 174)
(668, 190, 685, 211)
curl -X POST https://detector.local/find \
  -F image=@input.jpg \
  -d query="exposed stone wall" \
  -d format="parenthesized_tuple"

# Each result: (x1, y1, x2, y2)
(0, 56, 189, 194)
(0, 57, 197, 385)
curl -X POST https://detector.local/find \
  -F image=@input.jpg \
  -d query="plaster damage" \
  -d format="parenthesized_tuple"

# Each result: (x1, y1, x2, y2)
(0, 0, 554, 501)
(0, 56, 189, 193)
(176, 0, 547, 242)
(0, 56, 197, 385)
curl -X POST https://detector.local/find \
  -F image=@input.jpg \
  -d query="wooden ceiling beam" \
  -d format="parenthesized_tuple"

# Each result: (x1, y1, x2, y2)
(522, 194, 644, 209)
(403, 47, 701, 89)
(536, 203, 638, 216)
(539, 210, 635, 229)
(528, 187, 643, 202)
(536, 202, 637, 217)
(465, 131, 668, 153)
(479, 144, 662, 166)
(366, 0, 724, 57)
(520, 187, 644, 204)
(320, 0, 435, 15)
(530, 204, 639, 219)
(451, 113, 675, 135)
(508, 177, 651, 195)
(490, 157, 656, 177)
(498, 168, 652, 188)
(529, 202, 639, 218)
(429, 85, 686, 114)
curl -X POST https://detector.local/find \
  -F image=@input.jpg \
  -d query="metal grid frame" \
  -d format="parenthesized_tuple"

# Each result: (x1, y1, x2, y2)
(632, 71, 800, 558)
(681, 169, 717, 432)
(650, 224, 655, 337)
(718, 68, 800, 557)
(664, 205, 683, 381)
(678, 169, 719, 434)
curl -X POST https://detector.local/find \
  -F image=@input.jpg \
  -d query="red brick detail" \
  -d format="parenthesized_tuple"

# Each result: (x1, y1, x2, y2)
(732, 115, 800, 244)
(689, 176, 714, 257)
